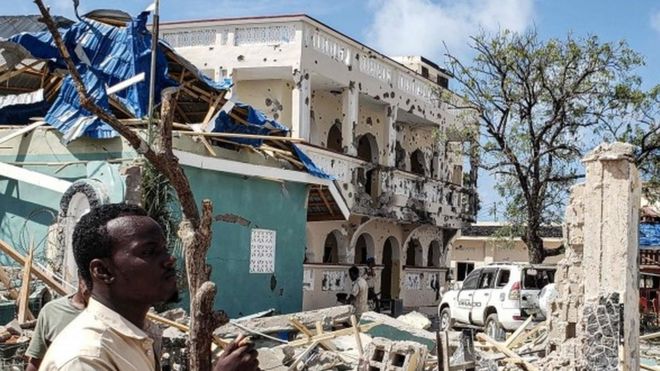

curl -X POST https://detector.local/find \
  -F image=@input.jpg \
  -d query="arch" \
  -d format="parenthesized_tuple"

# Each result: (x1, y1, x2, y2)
(322, 230, 342, 264)
(326, 122, 343, 153)
(427, 240, 441, 267)
(381, 236, 401, 300)
(410, 149, 426, 176)
(357, 133, 379, 163)
(405, 238, 423, 267)
(354, 233, 375, 265)
(395, 141, 407, 170)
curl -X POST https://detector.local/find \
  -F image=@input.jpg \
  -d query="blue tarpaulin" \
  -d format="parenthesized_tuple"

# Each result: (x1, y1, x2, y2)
(211, 102, 333, 179)
(641, 223, 660, 248)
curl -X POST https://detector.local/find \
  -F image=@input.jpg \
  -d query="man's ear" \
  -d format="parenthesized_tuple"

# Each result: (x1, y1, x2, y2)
(89, 258, 115, 284)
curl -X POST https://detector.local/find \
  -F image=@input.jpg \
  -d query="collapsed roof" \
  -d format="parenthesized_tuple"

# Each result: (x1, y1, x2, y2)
(0, 10, 345, 220)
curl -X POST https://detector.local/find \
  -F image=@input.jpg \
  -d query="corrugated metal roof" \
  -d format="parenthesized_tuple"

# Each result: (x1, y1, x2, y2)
(0, 15, 73, 39)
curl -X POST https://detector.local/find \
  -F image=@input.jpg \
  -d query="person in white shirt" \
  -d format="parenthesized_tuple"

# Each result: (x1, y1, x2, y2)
(348, 266, 368, 318)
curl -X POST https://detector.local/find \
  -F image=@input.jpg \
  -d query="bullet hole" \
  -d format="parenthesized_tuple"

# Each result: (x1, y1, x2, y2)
(305, 97, 309, 105)
(304, 73, 310, 80)
(315, 60, 318, 64)
(391, 92, 395, 98)
(348, 65, 352, 71)
(406, 99, 411, 105)
(273, 113, 279, 120)
(263, 57, 267, 62)
(265, 98, 273, 106)
(237, 55, 245, 61)
(270, 275, 277, 291)
(358, 82, 362, 91)
(375, 95, 380, 100)
(366, 117, 373, 125)
(376, 118, 380, 124)
(384, 92, 390, 98)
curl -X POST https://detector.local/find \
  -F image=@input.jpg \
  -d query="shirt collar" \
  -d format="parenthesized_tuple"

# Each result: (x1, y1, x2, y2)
(87, 298, 153, 342)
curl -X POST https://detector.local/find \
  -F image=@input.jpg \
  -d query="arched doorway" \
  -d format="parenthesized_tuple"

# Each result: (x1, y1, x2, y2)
(381, 237, 401, 300)
(326, 122, 342, 153)
(410, 149, 426, 176)
(406, 239, 423, 267)
(354, 233, 374, 265)
(427, 240, 441, 267)
(357, 134, 379, 198)
(323, 231, 340, 263)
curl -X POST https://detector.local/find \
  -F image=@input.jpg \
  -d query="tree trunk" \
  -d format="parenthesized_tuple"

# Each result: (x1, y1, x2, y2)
(522, 225, 545, 264)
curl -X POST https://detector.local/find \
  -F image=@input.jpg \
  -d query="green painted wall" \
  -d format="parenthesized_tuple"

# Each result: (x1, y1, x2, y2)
(0, 152, 124, 265)
(183, 166, 309, 317)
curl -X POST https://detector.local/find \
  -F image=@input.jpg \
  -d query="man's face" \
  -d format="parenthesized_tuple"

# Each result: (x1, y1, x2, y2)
(349, 270, 358, 281)
(105, 215, 178, 306)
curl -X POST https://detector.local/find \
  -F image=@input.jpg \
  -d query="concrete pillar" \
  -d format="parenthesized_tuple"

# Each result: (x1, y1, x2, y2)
(291, 69, 311, 141)
(382, 104, 398, 166)
(581, 142, 640, 371)
(341, 85, 358, 156)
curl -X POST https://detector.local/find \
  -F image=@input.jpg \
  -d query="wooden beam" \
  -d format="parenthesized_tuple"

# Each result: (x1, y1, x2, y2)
(0, 266, 19, 300)
(289, 317, 336, 351)
(317, 186, 335, 216)
(0, 60, 42, 84)
(504, 316, 534, 348)
(476, 333, 538, 371)
(0, 121, 46, 146)
(507, 322, 544, 349)
(641, 331, 660, 341)
(175, 131, 303, 142)
(285, 322, 379, 347)
(0, 239, 67, 295)
(17, 244, 34, 323)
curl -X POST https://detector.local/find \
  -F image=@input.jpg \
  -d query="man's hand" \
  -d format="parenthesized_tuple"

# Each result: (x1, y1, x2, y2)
(213, 334, 259, 371)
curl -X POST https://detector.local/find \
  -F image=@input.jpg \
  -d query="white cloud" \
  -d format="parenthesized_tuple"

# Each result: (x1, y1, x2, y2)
(651, 10, 660, 35)
(365, 0, 534, 62)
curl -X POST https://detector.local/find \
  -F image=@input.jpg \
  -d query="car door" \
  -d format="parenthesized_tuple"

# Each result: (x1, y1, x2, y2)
(455, 269, 480, 324)
(470, 268, 498, 325)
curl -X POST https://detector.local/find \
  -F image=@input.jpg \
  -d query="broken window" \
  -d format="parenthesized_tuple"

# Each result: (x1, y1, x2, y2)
(421, 66, 429, 78)
(496, 269, 510, 288)
(478, 269, 497, 289)
(522, 268, 555, 289)
(456, 262, 475, 281)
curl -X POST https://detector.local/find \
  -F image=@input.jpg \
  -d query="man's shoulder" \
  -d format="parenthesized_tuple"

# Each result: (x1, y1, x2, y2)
(41, 312, 108, 365)
(39, 295, 79, 317)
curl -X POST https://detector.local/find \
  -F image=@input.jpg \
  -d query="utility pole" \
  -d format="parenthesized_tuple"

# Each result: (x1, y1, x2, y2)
(147, 0, 160, 143)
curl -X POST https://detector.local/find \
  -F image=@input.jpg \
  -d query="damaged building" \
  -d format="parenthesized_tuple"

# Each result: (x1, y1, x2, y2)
(159, 14, 476, 311)
(0, 12, 348, 318)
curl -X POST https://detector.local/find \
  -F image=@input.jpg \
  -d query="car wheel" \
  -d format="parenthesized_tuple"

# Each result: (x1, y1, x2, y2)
(484, 313, 506, 341)
(439, 307, 454, 332)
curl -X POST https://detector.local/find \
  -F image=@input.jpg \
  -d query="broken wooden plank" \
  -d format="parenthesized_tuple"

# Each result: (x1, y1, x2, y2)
(290, 317, 336, 351)
(0, 60, 43, 84)
(175, 130, 304, 142)
(0, 239, 67, 295)
(476, 333, 538, 371)
(350, 315, 363, 357)
(284, 322, 380, 348)
(287, 341, 319, 371)
(0, 121, 47, 146)
(640, 363, 660, 371)
(641, 331, 660, 341)
(17, 245, 34, 323)
(507, 321, 545, 349)
(146, 312, 229, 349)
(504, 316, 534, 348)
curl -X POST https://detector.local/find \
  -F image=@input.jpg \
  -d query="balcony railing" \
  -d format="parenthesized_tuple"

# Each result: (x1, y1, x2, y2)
(641, 249, 660, 266)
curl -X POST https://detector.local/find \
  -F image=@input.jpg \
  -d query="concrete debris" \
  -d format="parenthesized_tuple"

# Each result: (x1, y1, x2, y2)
(362, 337, 429, 371)
(395, 311, 431, 330)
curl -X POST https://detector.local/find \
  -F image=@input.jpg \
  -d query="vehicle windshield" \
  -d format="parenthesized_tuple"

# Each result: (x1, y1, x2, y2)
(522, 268, 555, 289)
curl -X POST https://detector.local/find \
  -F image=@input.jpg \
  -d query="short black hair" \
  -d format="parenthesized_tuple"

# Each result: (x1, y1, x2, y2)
(72, 203, 148, 287)
(349, 266, 359, 276)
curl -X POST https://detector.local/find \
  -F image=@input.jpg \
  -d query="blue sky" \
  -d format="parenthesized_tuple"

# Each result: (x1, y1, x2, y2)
(4, 0, 659, 220)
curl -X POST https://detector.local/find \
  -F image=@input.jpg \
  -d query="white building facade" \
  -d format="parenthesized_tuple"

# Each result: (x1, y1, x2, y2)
(161, 14, 476, 310)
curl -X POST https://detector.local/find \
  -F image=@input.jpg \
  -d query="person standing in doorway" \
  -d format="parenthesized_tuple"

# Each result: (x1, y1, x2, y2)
(348, 265, 368, 318)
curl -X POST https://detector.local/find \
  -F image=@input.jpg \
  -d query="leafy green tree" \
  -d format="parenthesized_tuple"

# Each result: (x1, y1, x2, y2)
(445, 30, 645, 263)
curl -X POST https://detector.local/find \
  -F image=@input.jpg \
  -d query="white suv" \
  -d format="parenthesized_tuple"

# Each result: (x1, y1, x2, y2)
(438, 263, 556, 340)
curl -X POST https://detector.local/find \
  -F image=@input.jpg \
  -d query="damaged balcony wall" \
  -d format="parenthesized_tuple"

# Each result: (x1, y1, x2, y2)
(231, 78, 293, 130)
(308, 89, 343, 150)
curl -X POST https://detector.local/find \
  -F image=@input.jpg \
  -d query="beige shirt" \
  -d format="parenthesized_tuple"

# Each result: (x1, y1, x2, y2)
(351, 277, 369, 316)
(39, 298, 157, 371)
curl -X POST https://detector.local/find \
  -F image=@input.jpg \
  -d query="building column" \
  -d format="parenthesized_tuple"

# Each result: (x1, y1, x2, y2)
(291, 69, 311, 141)
(341, 85, 358, 156)
(582, 142, 640, 370)
(382, 104, 398, 166)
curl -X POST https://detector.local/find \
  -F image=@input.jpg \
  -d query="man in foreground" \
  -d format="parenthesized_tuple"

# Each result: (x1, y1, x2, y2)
(25, 278, 90, 371)
(39, 203, 258, 370)
(348, 265, 368, 318)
